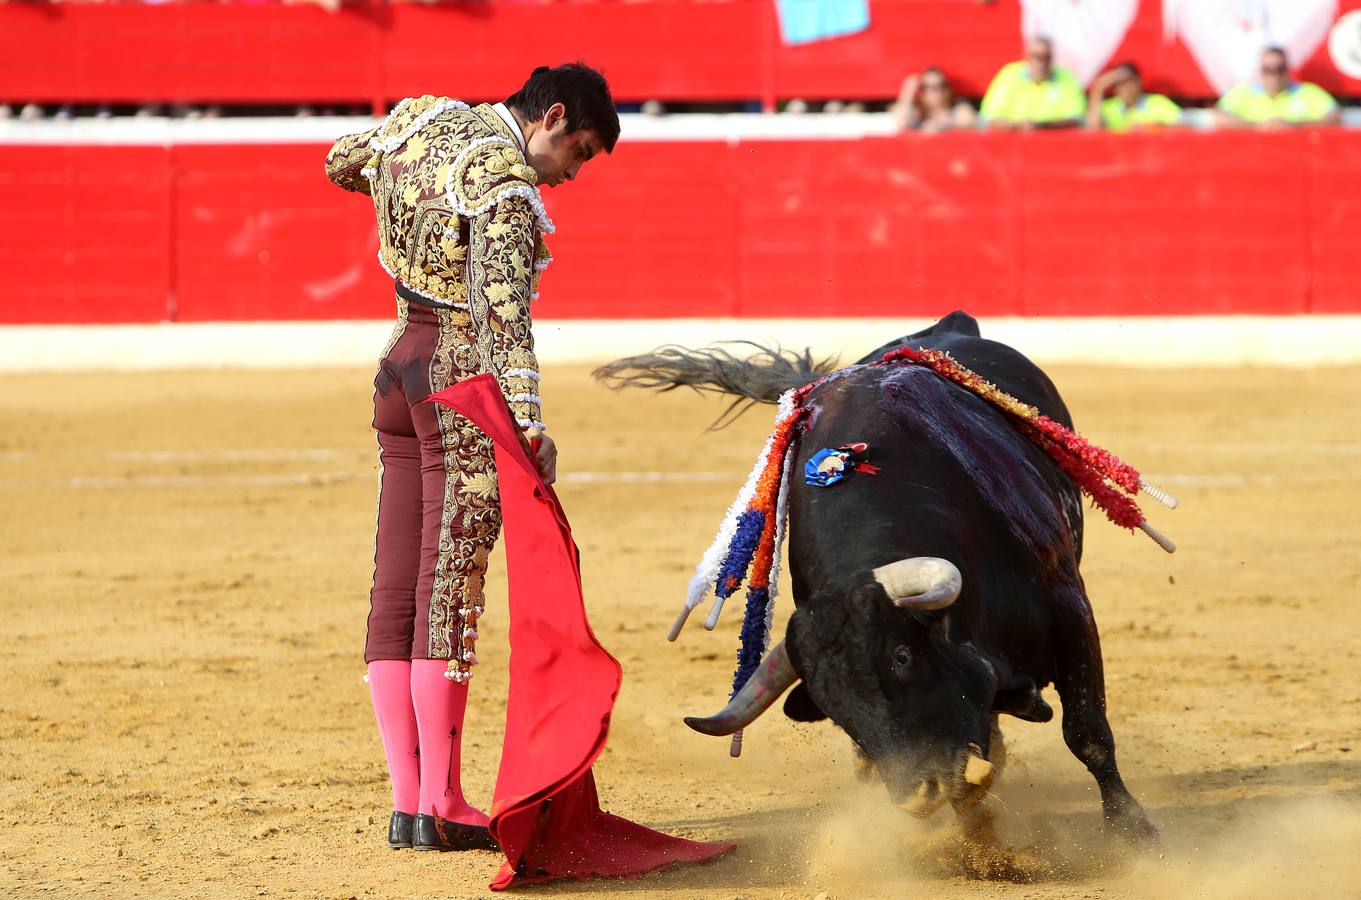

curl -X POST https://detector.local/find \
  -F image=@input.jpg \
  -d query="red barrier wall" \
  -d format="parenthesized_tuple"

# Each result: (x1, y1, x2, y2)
(0, 146, 173, 324)
(173, 144, 386, 321)
(3, 0, 1361, 107)
(3, 131, 1359, 324)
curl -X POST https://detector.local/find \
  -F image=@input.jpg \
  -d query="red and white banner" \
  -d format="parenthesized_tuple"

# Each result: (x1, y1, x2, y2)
(1021, 0, 1140, 85)
(5, 1, 1361, 106)
(1164, 0, 1338, 94)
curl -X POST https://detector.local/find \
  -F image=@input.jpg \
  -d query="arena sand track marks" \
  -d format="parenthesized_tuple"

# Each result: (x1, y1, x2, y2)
(1, 365, 1359, 900)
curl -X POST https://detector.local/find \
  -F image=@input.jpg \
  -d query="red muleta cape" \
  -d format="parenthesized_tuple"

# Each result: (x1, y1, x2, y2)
(428, 375, 733, 890)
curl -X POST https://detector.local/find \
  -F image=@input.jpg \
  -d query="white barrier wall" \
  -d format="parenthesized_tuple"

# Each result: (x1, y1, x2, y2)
(4, 316, 1360, 372)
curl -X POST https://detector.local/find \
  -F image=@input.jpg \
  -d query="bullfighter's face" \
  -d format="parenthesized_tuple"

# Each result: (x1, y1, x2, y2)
(785, 584, 999, 817)
(523, 102, 604, 188)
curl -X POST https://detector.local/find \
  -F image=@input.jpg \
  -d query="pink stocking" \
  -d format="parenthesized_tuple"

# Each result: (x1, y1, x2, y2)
(367, 659, 420, 815)
(410, 658, 488, 825)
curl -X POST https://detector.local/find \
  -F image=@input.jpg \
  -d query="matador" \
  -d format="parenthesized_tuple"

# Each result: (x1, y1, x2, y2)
(324, 64, 618, 854)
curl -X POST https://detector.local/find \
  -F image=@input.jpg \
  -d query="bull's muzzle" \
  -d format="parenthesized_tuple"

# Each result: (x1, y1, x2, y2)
(894, 746, 996, 818)
(896, 775, 950, 818)
(683, 641, 798, 737)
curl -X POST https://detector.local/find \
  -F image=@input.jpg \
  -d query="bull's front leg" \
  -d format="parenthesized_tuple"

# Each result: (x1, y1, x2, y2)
(1051, 595, 1158, 842)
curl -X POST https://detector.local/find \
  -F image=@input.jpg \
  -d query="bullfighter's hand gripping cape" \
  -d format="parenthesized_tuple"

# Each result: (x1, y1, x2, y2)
(428, 374, 733, 890)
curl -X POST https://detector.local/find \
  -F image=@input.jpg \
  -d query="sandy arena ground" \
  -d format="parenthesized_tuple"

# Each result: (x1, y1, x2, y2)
(2, 359, 1360, 899)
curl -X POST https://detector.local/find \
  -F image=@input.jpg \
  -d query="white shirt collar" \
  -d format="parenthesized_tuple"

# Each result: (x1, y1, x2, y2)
(492, 102, 527, 152)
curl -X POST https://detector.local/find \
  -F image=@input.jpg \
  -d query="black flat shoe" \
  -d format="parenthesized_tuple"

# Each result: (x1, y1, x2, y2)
(412, 813, 499, 852)
(388, 811, 415, 849)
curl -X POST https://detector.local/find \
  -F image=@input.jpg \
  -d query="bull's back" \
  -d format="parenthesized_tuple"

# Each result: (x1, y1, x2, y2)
(858, 311, 1073, 430)
(808, 315, 1087, 568)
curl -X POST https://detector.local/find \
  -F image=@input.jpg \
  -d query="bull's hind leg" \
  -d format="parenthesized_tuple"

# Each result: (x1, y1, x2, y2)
(1052, 596, 1157, 841)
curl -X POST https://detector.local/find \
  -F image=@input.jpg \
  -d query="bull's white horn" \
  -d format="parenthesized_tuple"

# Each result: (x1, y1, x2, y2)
(873, 557, 962, 611)
(684, 641, 798, 737)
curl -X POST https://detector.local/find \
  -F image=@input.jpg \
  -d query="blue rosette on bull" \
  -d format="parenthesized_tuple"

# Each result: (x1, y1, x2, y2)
(804, 441, 880, 487)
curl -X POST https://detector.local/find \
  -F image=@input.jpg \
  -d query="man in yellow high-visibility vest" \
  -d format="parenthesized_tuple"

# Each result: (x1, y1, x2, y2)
(1215, 46, 1340, 130)
(980, 36, 1085, 130)
(1087, 62, 1182, 132)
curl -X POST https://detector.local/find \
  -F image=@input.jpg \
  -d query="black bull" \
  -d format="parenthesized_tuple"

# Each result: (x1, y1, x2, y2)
(596, 311, 1156, 839)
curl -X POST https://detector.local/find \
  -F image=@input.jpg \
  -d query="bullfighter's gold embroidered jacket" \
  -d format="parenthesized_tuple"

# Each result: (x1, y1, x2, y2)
(324, 96, 550, 430)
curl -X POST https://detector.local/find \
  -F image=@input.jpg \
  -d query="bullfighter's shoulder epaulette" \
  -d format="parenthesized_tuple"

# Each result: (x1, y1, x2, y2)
(368, 94, 471, 156)
(445, 135, 553, 235)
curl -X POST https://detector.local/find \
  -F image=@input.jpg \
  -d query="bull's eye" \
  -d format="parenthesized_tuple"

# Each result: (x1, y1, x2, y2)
(893, 645, 912, 667)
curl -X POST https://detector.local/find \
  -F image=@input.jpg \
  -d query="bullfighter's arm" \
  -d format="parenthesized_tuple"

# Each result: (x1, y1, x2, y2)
(327, 95, 467, 195)
(466, 193, 544, 432)
(324, 126, 378, 195)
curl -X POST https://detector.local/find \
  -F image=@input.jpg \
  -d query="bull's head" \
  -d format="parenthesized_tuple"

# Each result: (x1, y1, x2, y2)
(686, 557, 999, 817)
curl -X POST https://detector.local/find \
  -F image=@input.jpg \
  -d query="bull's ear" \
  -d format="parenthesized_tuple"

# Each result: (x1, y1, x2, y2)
(782, 684, 828, 722)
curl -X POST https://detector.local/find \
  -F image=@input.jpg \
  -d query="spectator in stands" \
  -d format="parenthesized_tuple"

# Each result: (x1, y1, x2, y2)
(1215, 46, 1340, 130)
(1086, 62, 1181, 132)
(893, 67, 976, 132)
(283, 0, 342, 13)
(979, 36, 1085, 130)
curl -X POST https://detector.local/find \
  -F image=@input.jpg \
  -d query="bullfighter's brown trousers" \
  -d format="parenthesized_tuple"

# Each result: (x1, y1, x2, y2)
(365, 299, 502, 663)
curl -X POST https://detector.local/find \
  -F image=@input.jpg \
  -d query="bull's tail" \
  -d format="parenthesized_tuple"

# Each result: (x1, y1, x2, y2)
(593, 342, 838, 427)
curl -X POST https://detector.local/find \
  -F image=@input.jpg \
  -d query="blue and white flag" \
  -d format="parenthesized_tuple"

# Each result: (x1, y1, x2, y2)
(775, 0, 871, 47)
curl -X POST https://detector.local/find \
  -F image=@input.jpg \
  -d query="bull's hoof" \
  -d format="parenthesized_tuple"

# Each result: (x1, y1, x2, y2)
(1105, 809, 1160, 846)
